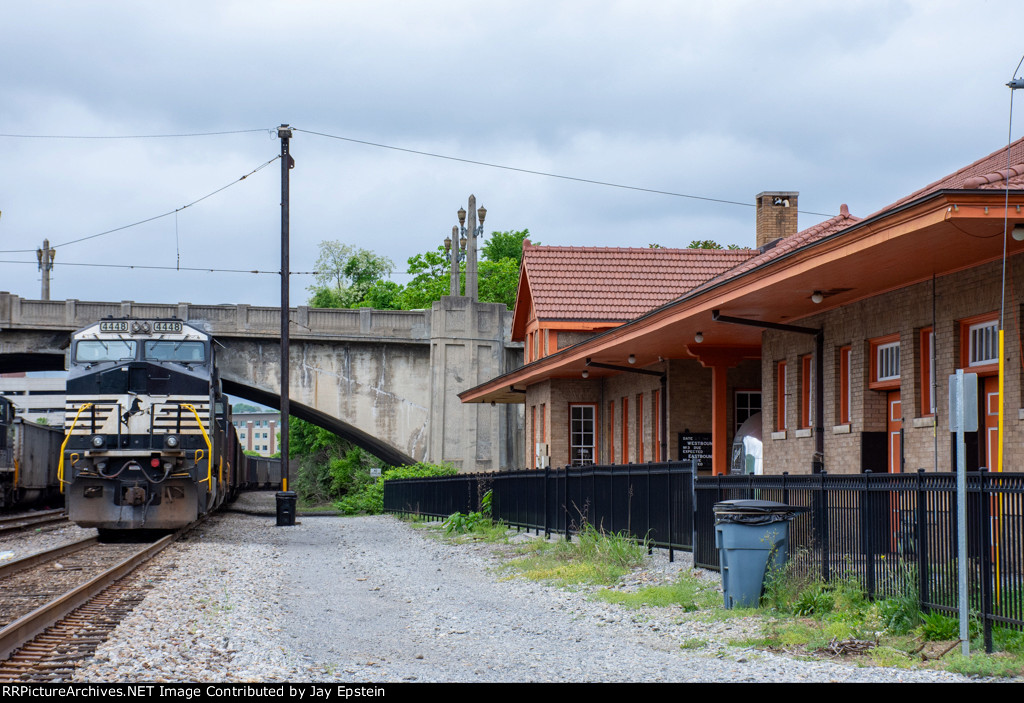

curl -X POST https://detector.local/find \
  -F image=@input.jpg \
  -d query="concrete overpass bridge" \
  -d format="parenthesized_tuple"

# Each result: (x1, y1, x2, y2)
(0, 292, 524, 471)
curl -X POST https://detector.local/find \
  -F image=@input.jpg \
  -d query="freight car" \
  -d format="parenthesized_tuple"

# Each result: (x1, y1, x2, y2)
(0, 396, 65, 508)
(61, 318, 244, 530)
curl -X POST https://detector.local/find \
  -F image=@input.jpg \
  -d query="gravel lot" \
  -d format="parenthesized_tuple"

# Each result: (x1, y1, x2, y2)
(41, 492, 998, 683)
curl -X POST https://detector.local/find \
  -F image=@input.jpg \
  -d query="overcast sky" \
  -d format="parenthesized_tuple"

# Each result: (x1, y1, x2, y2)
(3, 0, 1024, 307)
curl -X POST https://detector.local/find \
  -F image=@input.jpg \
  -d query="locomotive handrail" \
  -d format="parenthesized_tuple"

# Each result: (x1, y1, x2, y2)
(180, 403, 212, 485)
(57, 403, 93, 493)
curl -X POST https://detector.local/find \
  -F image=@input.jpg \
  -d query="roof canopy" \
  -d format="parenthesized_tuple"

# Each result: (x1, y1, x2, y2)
(465, 137, 1024, 404)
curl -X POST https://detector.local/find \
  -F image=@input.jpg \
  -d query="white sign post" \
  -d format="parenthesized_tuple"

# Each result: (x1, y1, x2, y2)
(949, 369, 978, 657)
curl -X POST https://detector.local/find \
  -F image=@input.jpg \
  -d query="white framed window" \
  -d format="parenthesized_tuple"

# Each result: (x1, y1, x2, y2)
(876, 342, 900, 381)
(569, 404, 596, 466)
(969, 320, 998, 366)
(735, 390, 762, 432)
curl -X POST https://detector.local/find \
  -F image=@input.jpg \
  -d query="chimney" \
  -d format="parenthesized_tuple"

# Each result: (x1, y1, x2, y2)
(755, 191, 799, 248)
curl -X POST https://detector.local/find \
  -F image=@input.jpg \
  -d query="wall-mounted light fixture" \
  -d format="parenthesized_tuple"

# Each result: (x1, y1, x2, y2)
(581, 369, 589, 379)
(694, 331, 704, 343)
(811, 291, 824, 304)
(627, 354, 636, 364)
(1013, 224, 1024, 241)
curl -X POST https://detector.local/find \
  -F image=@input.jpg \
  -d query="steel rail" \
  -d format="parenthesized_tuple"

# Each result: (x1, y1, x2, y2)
(0, 510, 68, 534)
(0, 532, 178, 660)
(0, 537, 97, 580)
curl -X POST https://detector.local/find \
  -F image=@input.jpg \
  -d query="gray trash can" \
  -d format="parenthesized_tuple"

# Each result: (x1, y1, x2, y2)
(713, 499, 807, 609)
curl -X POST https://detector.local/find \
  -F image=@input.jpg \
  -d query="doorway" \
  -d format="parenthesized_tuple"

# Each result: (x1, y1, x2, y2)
(984, 376, 1000, 471)
(887, 391, 902, 474)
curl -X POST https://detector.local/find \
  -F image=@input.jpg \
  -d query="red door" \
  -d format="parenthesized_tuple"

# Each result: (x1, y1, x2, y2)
(887, 391, 902, 474)
(984, 376, 1000, 471)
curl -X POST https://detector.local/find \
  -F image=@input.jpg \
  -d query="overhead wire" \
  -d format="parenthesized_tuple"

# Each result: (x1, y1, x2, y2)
(0, 128, 273, 140)
(293, 127, 834, 218)
(0, 259, 316, 275)
(0, 155, 281, 253)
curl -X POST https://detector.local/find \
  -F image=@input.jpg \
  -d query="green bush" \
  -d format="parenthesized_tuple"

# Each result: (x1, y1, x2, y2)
(337, 461, 457, 515)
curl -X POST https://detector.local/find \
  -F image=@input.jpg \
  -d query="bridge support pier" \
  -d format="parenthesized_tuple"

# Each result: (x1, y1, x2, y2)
(428, 296, 523, 472)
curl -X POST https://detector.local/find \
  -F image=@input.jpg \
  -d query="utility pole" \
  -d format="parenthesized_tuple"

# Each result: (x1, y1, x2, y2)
(36, 239, 55, 300)
(277, 124, 295, 523)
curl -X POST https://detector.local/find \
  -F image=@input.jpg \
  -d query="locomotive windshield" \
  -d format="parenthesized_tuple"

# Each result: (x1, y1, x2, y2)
(143, 341, 206, 363)
(74, 340, 137, 363)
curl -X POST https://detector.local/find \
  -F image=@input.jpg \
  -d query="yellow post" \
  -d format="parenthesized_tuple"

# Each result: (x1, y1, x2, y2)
(999, 330, 1005, 473)
(996, 330, 1006, 600)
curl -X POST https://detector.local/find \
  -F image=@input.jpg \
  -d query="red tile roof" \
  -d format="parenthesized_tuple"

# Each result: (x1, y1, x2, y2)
(881, 136, 1024, 211)
(519, 138, 1024, 333)
(522, 244, 758, 322)
(691, 205, 862, 289)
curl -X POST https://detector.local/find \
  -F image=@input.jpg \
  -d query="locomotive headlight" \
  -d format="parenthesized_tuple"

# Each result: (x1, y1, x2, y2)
(90, 435, 105, 449)
(164, 435, 180, 449)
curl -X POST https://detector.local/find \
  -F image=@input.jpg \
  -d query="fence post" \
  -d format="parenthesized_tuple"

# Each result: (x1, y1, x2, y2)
(782, 471, 789, 506)
(691, 460, 699, 565)
(544, 465, 550, 540)
(820, 471, 829, 583)
(564, 465, 571, 543)
(667, 463, 675, 563)
(864, 471, 875, 598)
(646, 463, 652, 553)
(979, 468, 993, 653)
(916, 469, 929, 613)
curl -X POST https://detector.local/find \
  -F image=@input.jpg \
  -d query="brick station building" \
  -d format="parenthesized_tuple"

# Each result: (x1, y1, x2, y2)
(460, 138, 1024, 477)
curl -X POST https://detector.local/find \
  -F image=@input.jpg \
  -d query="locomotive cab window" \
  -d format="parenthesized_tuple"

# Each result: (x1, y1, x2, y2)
(143, 341, 206, 363)
(74, 340, 137, 363)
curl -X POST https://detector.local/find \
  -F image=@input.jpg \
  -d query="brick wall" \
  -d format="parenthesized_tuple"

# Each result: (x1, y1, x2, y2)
(762, 257, 1022, 475)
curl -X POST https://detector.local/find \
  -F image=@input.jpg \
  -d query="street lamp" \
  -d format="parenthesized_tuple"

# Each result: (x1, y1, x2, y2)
(445, 196, 486, 298)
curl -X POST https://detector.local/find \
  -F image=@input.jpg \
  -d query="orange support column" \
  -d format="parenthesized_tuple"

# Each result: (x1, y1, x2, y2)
(688, 345, 758, 477)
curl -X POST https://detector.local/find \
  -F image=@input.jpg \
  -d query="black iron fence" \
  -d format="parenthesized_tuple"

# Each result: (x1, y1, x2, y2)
(384, 461, 697, 557)
(385, 464, 1024, 638)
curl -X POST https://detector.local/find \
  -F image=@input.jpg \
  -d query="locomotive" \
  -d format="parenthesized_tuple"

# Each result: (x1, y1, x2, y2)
(62, 318, 243, 530)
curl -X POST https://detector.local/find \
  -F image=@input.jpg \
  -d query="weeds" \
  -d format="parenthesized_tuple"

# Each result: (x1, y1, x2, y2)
(597, 572, 719, 611)
(503, 523, 648, 587)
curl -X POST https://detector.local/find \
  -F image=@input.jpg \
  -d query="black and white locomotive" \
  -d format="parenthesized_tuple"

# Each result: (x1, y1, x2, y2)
(62, 318, 243, 530)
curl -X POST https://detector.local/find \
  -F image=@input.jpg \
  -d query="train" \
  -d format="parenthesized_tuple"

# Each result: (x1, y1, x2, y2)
(0, 396, 65, 508)
(61, 318, 245, 530)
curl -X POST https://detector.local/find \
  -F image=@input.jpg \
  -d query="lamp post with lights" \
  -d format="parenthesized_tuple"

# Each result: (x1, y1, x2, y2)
(444, 195, 486, 298)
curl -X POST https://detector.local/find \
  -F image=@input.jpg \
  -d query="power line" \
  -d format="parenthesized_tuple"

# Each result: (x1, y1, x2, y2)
(0, 155, 281, 253)
(0, 259, 317, 275)
(294, 127, 834, 218)
(0, 128, 273, 140)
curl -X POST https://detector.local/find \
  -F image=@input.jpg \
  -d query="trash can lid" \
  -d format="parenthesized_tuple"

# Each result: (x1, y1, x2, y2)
(713, 499, 808, 514)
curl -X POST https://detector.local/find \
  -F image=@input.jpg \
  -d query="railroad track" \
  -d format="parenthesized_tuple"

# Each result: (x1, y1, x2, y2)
(0, 510, 68, 534)
(0, 529, 186, 681)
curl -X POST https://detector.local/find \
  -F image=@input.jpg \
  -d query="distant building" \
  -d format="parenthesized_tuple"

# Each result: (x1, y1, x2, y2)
(231, 410, 280, 456)
(0, 372, 66, 426)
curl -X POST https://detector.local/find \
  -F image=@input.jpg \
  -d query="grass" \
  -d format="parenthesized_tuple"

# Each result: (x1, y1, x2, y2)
(417, 514, 1024, 678)
(503, 524, 648, 587)
(470, 523, 649, 587)
(596, 571, 720, 611)
(751, 555, 1024, 677)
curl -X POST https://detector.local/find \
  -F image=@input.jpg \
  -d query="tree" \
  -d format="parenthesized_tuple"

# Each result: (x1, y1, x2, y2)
(310, 241, 394, 308)
(479, 258, 520, 310)
(687, 239, 742, 250)
(482, 228, 530, 265)
(688, 239, 723, 249)
(307, 230, 532, 311)
(397, 246, 452, 310)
